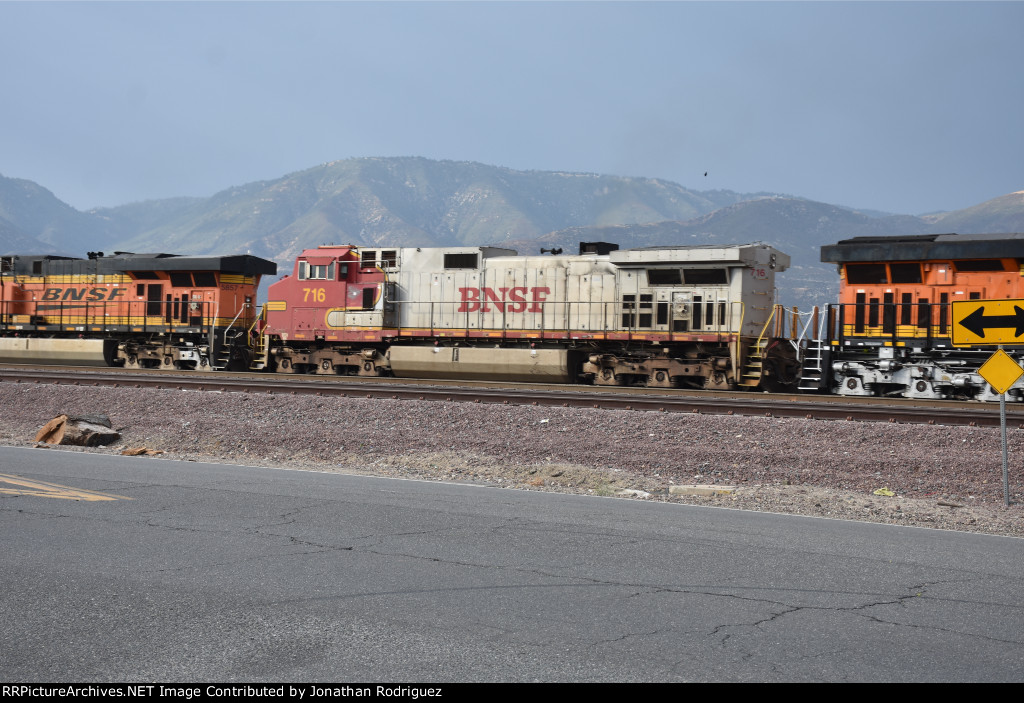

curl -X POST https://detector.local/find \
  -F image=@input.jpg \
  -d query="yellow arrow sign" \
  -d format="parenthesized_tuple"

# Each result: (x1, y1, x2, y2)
(0, 473, 131, 501)
(952, 299, 1024, 346)
(977, 349, 1024, 395)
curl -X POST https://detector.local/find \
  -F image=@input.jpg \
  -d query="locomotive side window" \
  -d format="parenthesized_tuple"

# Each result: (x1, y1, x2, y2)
(889, 263, 922, 284)
(444, 253, 479, 269)
(638, 294, 653, 328)
(299, 262, 333, 280)
(900, 293, 913, 325)
(147, 285, 163, 316)
(361, 251, 378, 267)
(954, 260, 1006, 272)
(130, 271, 160, 279)
(657, 302, 669, 326)
(882, 292, 895, 333)
(193, 272, 217, 287)
(917, 299, 931, 329)
(622, 295, 636, 327)
(381, 250, 398, 268)
(648, 269, 682, 285)
(682, 269, 727, 285)
(1, 256, 13, 273)
(170, 273, 193, 287)
(846, 264, 888, 284)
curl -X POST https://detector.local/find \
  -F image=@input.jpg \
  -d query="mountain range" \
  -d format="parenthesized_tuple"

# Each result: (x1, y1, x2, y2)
(2, 156, 1022, 309)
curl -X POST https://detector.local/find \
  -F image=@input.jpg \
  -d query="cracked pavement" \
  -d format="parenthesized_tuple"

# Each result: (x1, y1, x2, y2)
(2, 446, 1022, 682)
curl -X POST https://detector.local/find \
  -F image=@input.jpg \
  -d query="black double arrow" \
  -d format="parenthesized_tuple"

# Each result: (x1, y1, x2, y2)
(958, 305, 1024, 338)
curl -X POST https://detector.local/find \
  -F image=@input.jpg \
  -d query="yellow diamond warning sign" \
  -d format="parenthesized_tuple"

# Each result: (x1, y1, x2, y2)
(977, 349, 1024, 395)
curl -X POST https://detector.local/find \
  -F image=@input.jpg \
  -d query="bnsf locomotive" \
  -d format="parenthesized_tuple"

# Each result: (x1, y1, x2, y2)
(0, 251, 276, 370)
(5, 232, 1024, 401)
(260, 241, 798, 390)
(801, 233, 1024, 401)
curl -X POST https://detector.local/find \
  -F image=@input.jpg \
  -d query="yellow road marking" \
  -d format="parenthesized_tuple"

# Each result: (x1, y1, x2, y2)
(0, 473, 131, 501)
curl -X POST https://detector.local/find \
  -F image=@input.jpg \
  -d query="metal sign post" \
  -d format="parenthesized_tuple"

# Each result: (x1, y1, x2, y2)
(977, 347, 1022, 507)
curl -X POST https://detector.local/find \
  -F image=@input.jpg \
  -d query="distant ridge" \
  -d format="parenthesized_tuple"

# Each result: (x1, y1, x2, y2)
(1, 157, 1021, 309)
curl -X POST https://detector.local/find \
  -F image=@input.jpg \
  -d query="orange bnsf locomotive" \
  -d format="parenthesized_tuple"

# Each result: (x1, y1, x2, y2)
(0, 251, 276, 370)
(800, 233, 1024, 401)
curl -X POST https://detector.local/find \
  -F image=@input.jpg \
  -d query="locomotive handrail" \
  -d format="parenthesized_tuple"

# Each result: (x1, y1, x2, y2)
(246, 304, 266, 343)
(222, 305, 249, 344)
(754, 304, 780, 347)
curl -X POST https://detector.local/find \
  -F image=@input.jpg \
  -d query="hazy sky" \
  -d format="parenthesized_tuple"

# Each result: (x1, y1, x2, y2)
(2, 1, 1021, 215)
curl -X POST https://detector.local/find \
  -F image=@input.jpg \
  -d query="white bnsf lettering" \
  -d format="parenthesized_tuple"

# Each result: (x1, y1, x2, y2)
(457, 286, 549, 313)
(41, 287, 126, 301)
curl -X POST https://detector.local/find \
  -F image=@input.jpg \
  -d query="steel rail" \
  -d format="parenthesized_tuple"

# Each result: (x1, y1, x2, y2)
(1, 367, 1021, 428)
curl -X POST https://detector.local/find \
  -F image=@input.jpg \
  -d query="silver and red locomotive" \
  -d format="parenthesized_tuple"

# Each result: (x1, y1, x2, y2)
(260, 241, 796, 389)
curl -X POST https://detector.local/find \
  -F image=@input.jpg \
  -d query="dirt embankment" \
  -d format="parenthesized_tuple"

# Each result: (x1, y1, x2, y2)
(1, 384, 1021, 537)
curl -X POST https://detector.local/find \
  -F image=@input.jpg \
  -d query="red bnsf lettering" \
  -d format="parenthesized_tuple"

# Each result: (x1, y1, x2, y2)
(529, 287, 550, 313)
(482, 287, 508, 312)
(41, 287, 125, 301)
(457, 286, 550, 313)
(458, 287, 481, 312)
(507, 287, 527, 313)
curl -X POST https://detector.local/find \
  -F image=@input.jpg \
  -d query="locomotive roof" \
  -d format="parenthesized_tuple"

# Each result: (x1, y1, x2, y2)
(611, 242, 788, 269)
(821, 233, 1024, 263)
(2, 252, 277, 277)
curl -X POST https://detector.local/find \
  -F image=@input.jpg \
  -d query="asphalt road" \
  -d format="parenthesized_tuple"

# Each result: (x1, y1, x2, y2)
(1, 446, 1022, 682)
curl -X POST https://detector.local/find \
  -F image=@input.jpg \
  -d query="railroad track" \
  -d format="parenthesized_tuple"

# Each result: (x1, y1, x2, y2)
(2, 364, 1022, 428)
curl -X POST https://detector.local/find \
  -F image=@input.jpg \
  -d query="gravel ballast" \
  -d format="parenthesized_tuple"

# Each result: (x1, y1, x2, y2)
(1, 384, 1022, 537)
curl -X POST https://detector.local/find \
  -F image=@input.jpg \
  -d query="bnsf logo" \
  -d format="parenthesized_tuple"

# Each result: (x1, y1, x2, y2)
(42, 287, 126, 301)
(458, 287, 550, 313)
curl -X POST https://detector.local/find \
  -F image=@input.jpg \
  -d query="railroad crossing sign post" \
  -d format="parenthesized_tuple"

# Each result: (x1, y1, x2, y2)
(952, 300, 1024, 507)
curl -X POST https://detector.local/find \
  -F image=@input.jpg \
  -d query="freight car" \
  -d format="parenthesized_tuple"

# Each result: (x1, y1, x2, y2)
(259, 241, 799, 390)
(0, 251, 276, 370)
(798, 233, 1024, 401)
